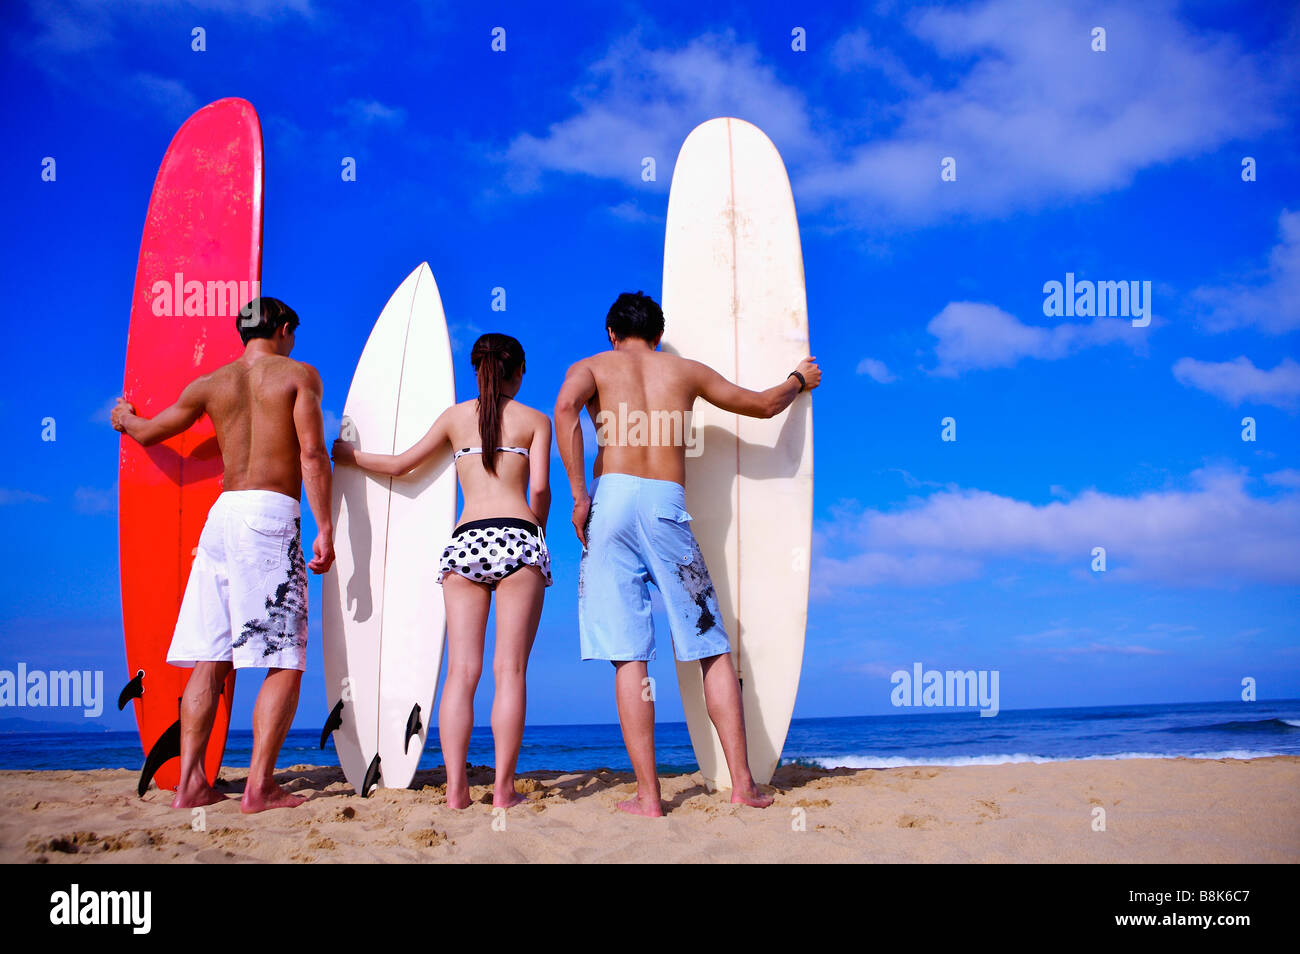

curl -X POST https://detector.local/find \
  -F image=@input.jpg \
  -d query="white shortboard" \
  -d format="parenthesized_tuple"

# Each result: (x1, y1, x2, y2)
(661, 117, 813, 790)
(322, 262, 457, 794)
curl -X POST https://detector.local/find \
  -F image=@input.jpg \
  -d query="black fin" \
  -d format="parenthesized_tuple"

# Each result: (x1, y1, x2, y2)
(320, 699, 344, 749)
(404, 703, 423, 753)
(117, 670, 145, 711)
(138, 718, 181, 797)
(361, 754, 381, 797)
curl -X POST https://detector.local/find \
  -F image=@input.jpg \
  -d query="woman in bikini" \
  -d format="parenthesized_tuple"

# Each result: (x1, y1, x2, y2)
(331, 333, 552, 809)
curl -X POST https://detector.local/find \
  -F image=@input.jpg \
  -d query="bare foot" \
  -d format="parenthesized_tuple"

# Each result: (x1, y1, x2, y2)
(446, 785, 472, 810)
(240, 782, 305, 813)
(171, 785, 229, 809)
(493, 790, 527, 809)
(617, 795, 665, 818)
(730, 783, 774, 808)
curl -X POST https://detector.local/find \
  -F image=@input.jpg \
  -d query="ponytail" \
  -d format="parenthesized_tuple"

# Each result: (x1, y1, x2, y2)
(469, 333, 526, 475)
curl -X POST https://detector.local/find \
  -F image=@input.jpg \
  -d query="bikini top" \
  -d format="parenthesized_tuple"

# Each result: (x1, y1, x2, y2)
(453, 445, 530, 461)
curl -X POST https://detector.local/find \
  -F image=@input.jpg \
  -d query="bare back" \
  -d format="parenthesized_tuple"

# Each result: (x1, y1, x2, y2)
(582, 349, 701, 485)
(198, 354, 317, 497)
(444, 399, 550, 524)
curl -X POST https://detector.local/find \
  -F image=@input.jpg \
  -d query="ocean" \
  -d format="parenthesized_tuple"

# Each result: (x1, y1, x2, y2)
(2, 699, 1297, 776)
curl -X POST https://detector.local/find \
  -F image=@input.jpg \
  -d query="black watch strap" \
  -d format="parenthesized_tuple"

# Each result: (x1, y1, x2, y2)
(788, 370, 806, 392)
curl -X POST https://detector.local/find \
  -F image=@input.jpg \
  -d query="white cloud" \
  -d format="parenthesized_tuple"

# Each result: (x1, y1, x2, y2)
(830, 29, 927, 96)
(447, 320, 482, 356)
(268, 99, 419, 177)
(1050, 642, 1167, 656)
(927, 301, 1140, 376)
(880, 469, 955, 492)
(813, 549, 983, 596)
(605, 201, 661, 225)
(814, 467, 1300, 591)
(486, 4, 1283, 226)
(90, 396, 118, 424)
(129, 73, 200, 123)
(846, 661, 908, 678)
(855, 357, 896, 383)
(501, 31, 820, 192)
(24, 0, 114, 54)
(1192, 210, 1300, 334)
(21, 0, 313, 118)
(338, 98, 407, 128)
(800, 1, 1283, 223)
(321, 409, 342, 441)
(1264, 469, 1300, 489)
(73, 486, 116, 515)
(1013, 628, 1169, 657)
(0, 489, 48, 505)
(1172, 356, 1300, 410)
(26, 0, 314, 54)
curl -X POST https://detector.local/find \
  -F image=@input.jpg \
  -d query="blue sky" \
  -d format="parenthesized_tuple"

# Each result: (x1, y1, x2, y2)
(2, 0, 1298, 737)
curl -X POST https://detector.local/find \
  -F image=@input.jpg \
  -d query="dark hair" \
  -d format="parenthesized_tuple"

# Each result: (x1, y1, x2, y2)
(237, 297, 299, 345)
(470, 333, 526, 475)
(605, 291, 664, 344)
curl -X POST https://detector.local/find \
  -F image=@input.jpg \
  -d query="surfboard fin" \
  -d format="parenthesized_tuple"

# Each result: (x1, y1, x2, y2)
(117, 670, 145, 710)
(138, 718, 181, 797)
(320, 699, 344, 749)
(404, 704, 423, 753)
(361, 754, 382, 797)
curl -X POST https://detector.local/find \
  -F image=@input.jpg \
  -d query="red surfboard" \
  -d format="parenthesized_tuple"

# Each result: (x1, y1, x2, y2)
(117, 98, 264, 794)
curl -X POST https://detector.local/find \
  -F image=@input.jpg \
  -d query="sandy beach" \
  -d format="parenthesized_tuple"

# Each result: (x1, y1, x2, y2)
(1, 756, 1295, 863)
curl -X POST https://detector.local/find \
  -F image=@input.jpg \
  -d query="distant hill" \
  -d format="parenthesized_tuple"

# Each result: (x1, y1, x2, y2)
(0, 717, 112, 734)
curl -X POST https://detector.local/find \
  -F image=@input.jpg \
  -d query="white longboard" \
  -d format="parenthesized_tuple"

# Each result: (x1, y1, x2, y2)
(661, 118, 813, 790)
(322, 262, 457, 794)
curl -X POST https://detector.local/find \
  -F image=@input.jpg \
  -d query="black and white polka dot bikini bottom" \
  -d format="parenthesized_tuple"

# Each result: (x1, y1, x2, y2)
(438, 517, 553, 588)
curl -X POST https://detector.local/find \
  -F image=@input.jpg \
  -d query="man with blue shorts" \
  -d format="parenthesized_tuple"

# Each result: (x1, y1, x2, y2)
(555, 291, 821, 816)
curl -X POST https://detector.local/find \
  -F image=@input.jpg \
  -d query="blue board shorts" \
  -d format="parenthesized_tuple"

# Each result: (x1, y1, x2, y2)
(578, 473, 731, 663)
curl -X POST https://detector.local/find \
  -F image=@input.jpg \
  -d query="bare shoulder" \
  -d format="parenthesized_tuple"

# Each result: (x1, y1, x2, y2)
(442, 399, 476, 428)
(191, 365, 229, 389)
(566, 353, 602, 374)
(284, 357, 323, 391)
(501, 399, 551, 430)
(181, 366, 225, 403)
(663, 352, 711, 379)
(519, 402, 552, 432)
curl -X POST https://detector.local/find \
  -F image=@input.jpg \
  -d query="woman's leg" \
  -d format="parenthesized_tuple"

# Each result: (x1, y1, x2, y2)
(440, 573, 491, 809)
(489, 566, 545, 808)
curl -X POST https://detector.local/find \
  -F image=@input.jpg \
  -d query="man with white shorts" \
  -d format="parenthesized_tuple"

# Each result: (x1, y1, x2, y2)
(113, 297, 334, 813)
(170, 489, 310, 672)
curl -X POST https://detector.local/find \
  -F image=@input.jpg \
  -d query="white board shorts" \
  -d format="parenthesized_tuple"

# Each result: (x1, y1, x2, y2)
(168, 490, 309, 672)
